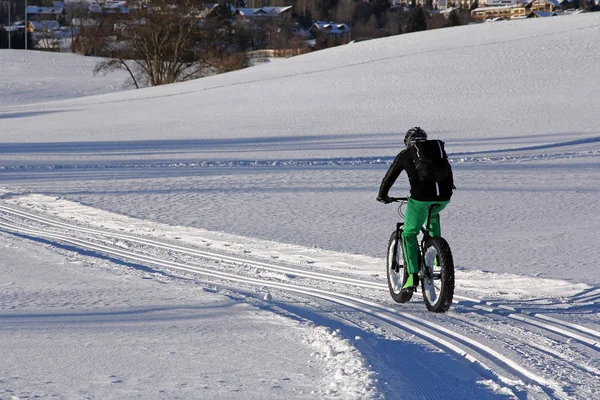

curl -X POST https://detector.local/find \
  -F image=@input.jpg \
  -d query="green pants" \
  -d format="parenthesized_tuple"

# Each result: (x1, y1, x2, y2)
(401, 198, 450, 274)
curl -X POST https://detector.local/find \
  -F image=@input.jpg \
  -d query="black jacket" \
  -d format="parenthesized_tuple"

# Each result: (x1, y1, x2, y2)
(378, 149, 454, 202)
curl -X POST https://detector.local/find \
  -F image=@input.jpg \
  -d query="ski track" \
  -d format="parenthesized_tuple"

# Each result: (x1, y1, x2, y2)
(1, 203, 598, 347)
(1, 204, 599, 399)
(0, 150, 597, 172)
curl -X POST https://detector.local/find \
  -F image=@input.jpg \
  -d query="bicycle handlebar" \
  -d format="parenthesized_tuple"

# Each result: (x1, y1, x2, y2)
(389, 197, 408, 202)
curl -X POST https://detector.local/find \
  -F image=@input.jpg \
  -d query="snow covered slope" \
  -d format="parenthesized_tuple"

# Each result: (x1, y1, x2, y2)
(1, 14, 599, 151)
(0, 50, 132, 106)
(1, 14, 599, 284)
(0, 14, 599, 400)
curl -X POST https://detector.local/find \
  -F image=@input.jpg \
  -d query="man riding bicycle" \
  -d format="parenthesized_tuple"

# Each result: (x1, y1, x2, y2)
(377, 127, 454, 290)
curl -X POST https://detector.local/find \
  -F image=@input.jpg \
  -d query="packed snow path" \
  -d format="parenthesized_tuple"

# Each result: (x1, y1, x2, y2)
(1, 200, 598, 399)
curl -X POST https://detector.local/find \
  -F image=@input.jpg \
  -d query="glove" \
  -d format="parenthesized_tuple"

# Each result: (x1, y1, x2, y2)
(377, 195, 392, 204)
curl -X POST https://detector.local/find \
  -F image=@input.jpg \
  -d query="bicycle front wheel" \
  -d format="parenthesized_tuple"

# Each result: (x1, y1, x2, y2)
(421, 236, 454, 313)
(386, 231, 413, 304)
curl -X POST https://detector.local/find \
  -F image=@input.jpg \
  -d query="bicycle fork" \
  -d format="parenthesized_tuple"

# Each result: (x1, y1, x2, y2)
(392, 222, 403, 273)
(418, 239, 430, 283)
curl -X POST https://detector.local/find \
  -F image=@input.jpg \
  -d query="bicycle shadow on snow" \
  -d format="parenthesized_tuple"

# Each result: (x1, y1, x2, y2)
(230, 290, 517, 400)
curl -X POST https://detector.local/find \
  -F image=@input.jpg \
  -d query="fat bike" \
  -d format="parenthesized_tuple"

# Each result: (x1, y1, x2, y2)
(386, 197, 455, 313)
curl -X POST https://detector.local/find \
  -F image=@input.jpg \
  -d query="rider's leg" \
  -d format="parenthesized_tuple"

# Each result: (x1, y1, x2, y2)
(428, 214, 441, 237)
(402, 200, 450, 287)
(401, 198, 429, 275)
(427, 202, 450, 237)
(426, 202, 449, 267)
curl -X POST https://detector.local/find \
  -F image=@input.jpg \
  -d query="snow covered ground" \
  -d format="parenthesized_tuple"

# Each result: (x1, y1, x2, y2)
(0, 51, 132, 106)
(1, 13, 599, 399)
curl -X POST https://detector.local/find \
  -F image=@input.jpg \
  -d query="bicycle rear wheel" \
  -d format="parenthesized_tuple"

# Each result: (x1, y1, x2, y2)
(386, 231, 413, 303)
(421, 236, 454, 313)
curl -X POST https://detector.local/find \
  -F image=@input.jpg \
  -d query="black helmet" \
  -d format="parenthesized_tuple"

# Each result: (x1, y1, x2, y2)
(404, 127, 427, 147)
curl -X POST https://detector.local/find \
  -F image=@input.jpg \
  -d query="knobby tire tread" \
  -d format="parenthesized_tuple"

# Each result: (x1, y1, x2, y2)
(387, 231, 413, 304)
(422, 236, 455, 313)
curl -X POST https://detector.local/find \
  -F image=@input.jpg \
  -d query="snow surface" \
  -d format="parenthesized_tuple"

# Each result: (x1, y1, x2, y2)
(0, 51, 132, 106)
(1, 13, 599, 399)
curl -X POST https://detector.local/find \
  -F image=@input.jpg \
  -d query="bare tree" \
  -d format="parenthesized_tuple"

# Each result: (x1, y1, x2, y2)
(35, 26, 61, 51)
(94, 0, 247, 88)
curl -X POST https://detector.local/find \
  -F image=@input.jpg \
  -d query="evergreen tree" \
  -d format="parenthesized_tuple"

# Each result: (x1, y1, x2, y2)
(445, 9, 462, 27)
(405, 3, 427, 33)
(351, 0, 372, 25)
(318, 0, 340, 20)
(371, 0, 391, 28)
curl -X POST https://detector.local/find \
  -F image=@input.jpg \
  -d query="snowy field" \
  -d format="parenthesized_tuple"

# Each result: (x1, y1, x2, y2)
(0, 51, 132, 106)
(1, 12, 599, 400)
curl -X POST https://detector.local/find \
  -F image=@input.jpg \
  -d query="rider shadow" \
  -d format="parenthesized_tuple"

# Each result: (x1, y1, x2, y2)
(231, 290, 516, 399)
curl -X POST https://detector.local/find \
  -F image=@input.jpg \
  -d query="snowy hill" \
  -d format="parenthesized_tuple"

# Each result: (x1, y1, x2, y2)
(0, 51, 132, 106)
(2, 14, 599, 149)
(1, 14, 599, 399)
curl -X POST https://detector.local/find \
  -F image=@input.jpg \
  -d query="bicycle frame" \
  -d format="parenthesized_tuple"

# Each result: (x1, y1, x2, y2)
(390, 197, 440, 282)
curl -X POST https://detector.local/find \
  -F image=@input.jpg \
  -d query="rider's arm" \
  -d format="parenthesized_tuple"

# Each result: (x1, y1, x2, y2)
(378, 151, 406, 198)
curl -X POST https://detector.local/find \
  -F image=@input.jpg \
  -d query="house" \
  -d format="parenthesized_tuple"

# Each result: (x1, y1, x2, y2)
(308, 21, 352, 48)
(233, 6, 293, 20)
(309, 21, 351, 37)
(471, 0, 559, 20)
(26, 2, 65, 21)
(88, 2, 103, 15)
(27, 20, 60, 33)
(477, 0, 518, 6)
(102, 1, 130, 15)
(471, 5, 518, 20)
(524, 0, 561, 12)
(526, 10, 559, 16)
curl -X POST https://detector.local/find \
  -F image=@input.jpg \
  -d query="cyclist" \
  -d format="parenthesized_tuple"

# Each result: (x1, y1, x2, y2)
(376, 127, 454, 289)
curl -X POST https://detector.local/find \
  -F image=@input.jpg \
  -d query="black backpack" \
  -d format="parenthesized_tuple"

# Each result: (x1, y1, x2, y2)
(410, 140, 451, 183)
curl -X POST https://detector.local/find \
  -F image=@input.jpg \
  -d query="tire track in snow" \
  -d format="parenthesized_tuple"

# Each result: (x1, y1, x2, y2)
(2, 202, 598, 353)
(0, 208, 584, 399)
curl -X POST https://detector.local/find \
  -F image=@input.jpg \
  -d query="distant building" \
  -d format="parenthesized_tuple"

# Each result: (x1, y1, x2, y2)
(309, 21, 351, 37)
(27, 20, 60, 33)
(26, 2, 65, 21)
(101, 1, 130, 15)
(471, 0, 560, 20)
(233, 6, 293, 20)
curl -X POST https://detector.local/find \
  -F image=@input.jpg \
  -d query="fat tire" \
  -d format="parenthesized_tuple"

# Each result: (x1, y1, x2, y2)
(386, 231, 413, 304)
(421, 236, 454, 313)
